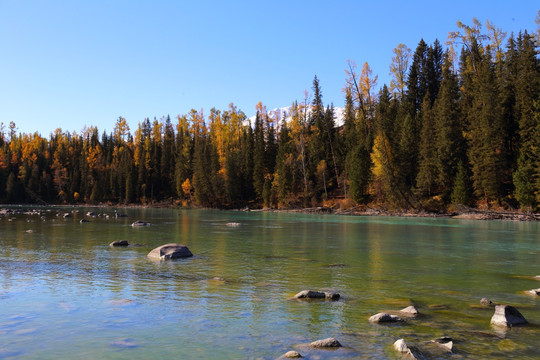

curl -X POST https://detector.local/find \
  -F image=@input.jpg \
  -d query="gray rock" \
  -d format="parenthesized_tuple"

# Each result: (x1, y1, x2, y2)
(132, 220, 150, 227)
(490, 305, 527, 327)
(293, 290, 340, 301)
(309, 337, 341, 348)
(369, 312, 403, 323)
(279, 350, 303, 358)
(110, 240, 129, 247)
(393, 339, 417, 359)
(399, 305, 419, 316)
(147, 243, 193, 260)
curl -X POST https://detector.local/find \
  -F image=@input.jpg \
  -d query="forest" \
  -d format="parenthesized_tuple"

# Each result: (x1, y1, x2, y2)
(1, 19, 539, 212)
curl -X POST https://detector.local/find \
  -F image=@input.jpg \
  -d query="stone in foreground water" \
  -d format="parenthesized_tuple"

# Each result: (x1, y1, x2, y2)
(147, 243, 193, 260)
(490, 305, 527, 327)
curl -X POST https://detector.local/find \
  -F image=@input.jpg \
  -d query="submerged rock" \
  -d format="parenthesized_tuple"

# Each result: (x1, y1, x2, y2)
(369, 312, 403, 323)
(426, 336, 453, 353)
(147, 243, 193, 260)
(293, 290, 340, 301)
(525, 288, 540, 296)
(132, 220, 150, 227)
(279, 350, 303, 358)
(110, 240, 129, 247)
(393, 339, 417, 359)
(80, 219, 89, 223)
(110, 339, 137, 348)
(309, 337, 342, 348)
(480, 298, 494, 306)
(490, 305, 527, 327)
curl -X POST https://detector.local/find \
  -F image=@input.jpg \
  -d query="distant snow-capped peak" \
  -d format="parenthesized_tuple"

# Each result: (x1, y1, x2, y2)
(248, 106, 344, 127)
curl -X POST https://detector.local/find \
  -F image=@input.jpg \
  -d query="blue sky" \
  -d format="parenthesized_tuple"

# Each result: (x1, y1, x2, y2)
(0, 0, 538, 136)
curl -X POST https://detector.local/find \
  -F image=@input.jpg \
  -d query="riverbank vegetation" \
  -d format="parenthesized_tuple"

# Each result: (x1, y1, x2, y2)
(1, 18, 539, 212)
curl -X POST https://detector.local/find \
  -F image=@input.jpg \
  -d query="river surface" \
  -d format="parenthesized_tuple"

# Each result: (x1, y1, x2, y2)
(0, 207, 539, 359)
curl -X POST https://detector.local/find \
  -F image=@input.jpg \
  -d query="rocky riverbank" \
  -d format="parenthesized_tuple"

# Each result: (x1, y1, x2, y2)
(248, 205, 540, 222)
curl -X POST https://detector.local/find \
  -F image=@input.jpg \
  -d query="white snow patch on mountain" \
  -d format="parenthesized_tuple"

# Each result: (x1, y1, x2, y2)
(247, 106, 344, 127)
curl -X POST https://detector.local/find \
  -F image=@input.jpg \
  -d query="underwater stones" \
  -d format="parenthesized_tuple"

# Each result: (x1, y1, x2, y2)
(109, 240, 129, 247)
(147, 243, 193, 260)
(132, 220, 150, 227)
(110, 339, 137, 348)
(309, 337, 342, 348)
(369, 312, 403, 324)
(293, 290, 340, 301)
(480, 298, 494, 306)
(490, 305, 527, 327)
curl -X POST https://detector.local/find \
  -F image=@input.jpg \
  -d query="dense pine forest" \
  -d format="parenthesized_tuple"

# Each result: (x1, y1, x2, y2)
(1, 19, 539, 212)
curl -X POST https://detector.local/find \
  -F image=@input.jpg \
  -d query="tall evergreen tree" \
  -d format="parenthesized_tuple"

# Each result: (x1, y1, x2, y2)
(467, 50, 505, 205)
(513, 32, 540, 209)
(434, 53, 463, 198)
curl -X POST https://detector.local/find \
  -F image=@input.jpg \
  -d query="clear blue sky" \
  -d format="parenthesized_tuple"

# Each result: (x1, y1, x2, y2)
(0, 0, 538, 136)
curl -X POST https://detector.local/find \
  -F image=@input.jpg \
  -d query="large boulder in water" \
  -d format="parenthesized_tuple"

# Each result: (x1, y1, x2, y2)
(369, 312, 403, 323)
(309, 337, 341, 348)
(293, 290, 340, 301)
(147, 243, 193, 260)
(490, 305, 527, 327)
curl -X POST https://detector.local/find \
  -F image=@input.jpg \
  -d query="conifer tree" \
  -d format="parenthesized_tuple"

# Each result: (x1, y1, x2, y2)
(434, 53, 463, 198)
(252, 111, 266, 201)
(451, 160, 473, 206)
(416, 95, 438, 197)
(513, 32, 540, 209)
(467, 50, 505, 205)
(273, 116, 294, 206)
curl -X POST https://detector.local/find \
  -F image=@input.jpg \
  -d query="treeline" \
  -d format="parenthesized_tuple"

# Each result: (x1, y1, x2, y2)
(1, 19, 539, 211)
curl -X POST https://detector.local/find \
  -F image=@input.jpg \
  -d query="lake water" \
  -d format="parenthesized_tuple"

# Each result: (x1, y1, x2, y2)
(0, 207, 539, 359)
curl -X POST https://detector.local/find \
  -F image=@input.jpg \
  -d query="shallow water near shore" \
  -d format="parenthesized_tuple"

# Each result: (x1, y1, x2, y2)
(1, 207, 539, 359)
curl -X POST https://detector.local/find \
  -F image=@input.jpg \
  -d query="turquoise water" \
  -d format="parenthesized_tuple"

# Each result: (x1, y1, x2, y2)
(0, 207, 539, 359)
